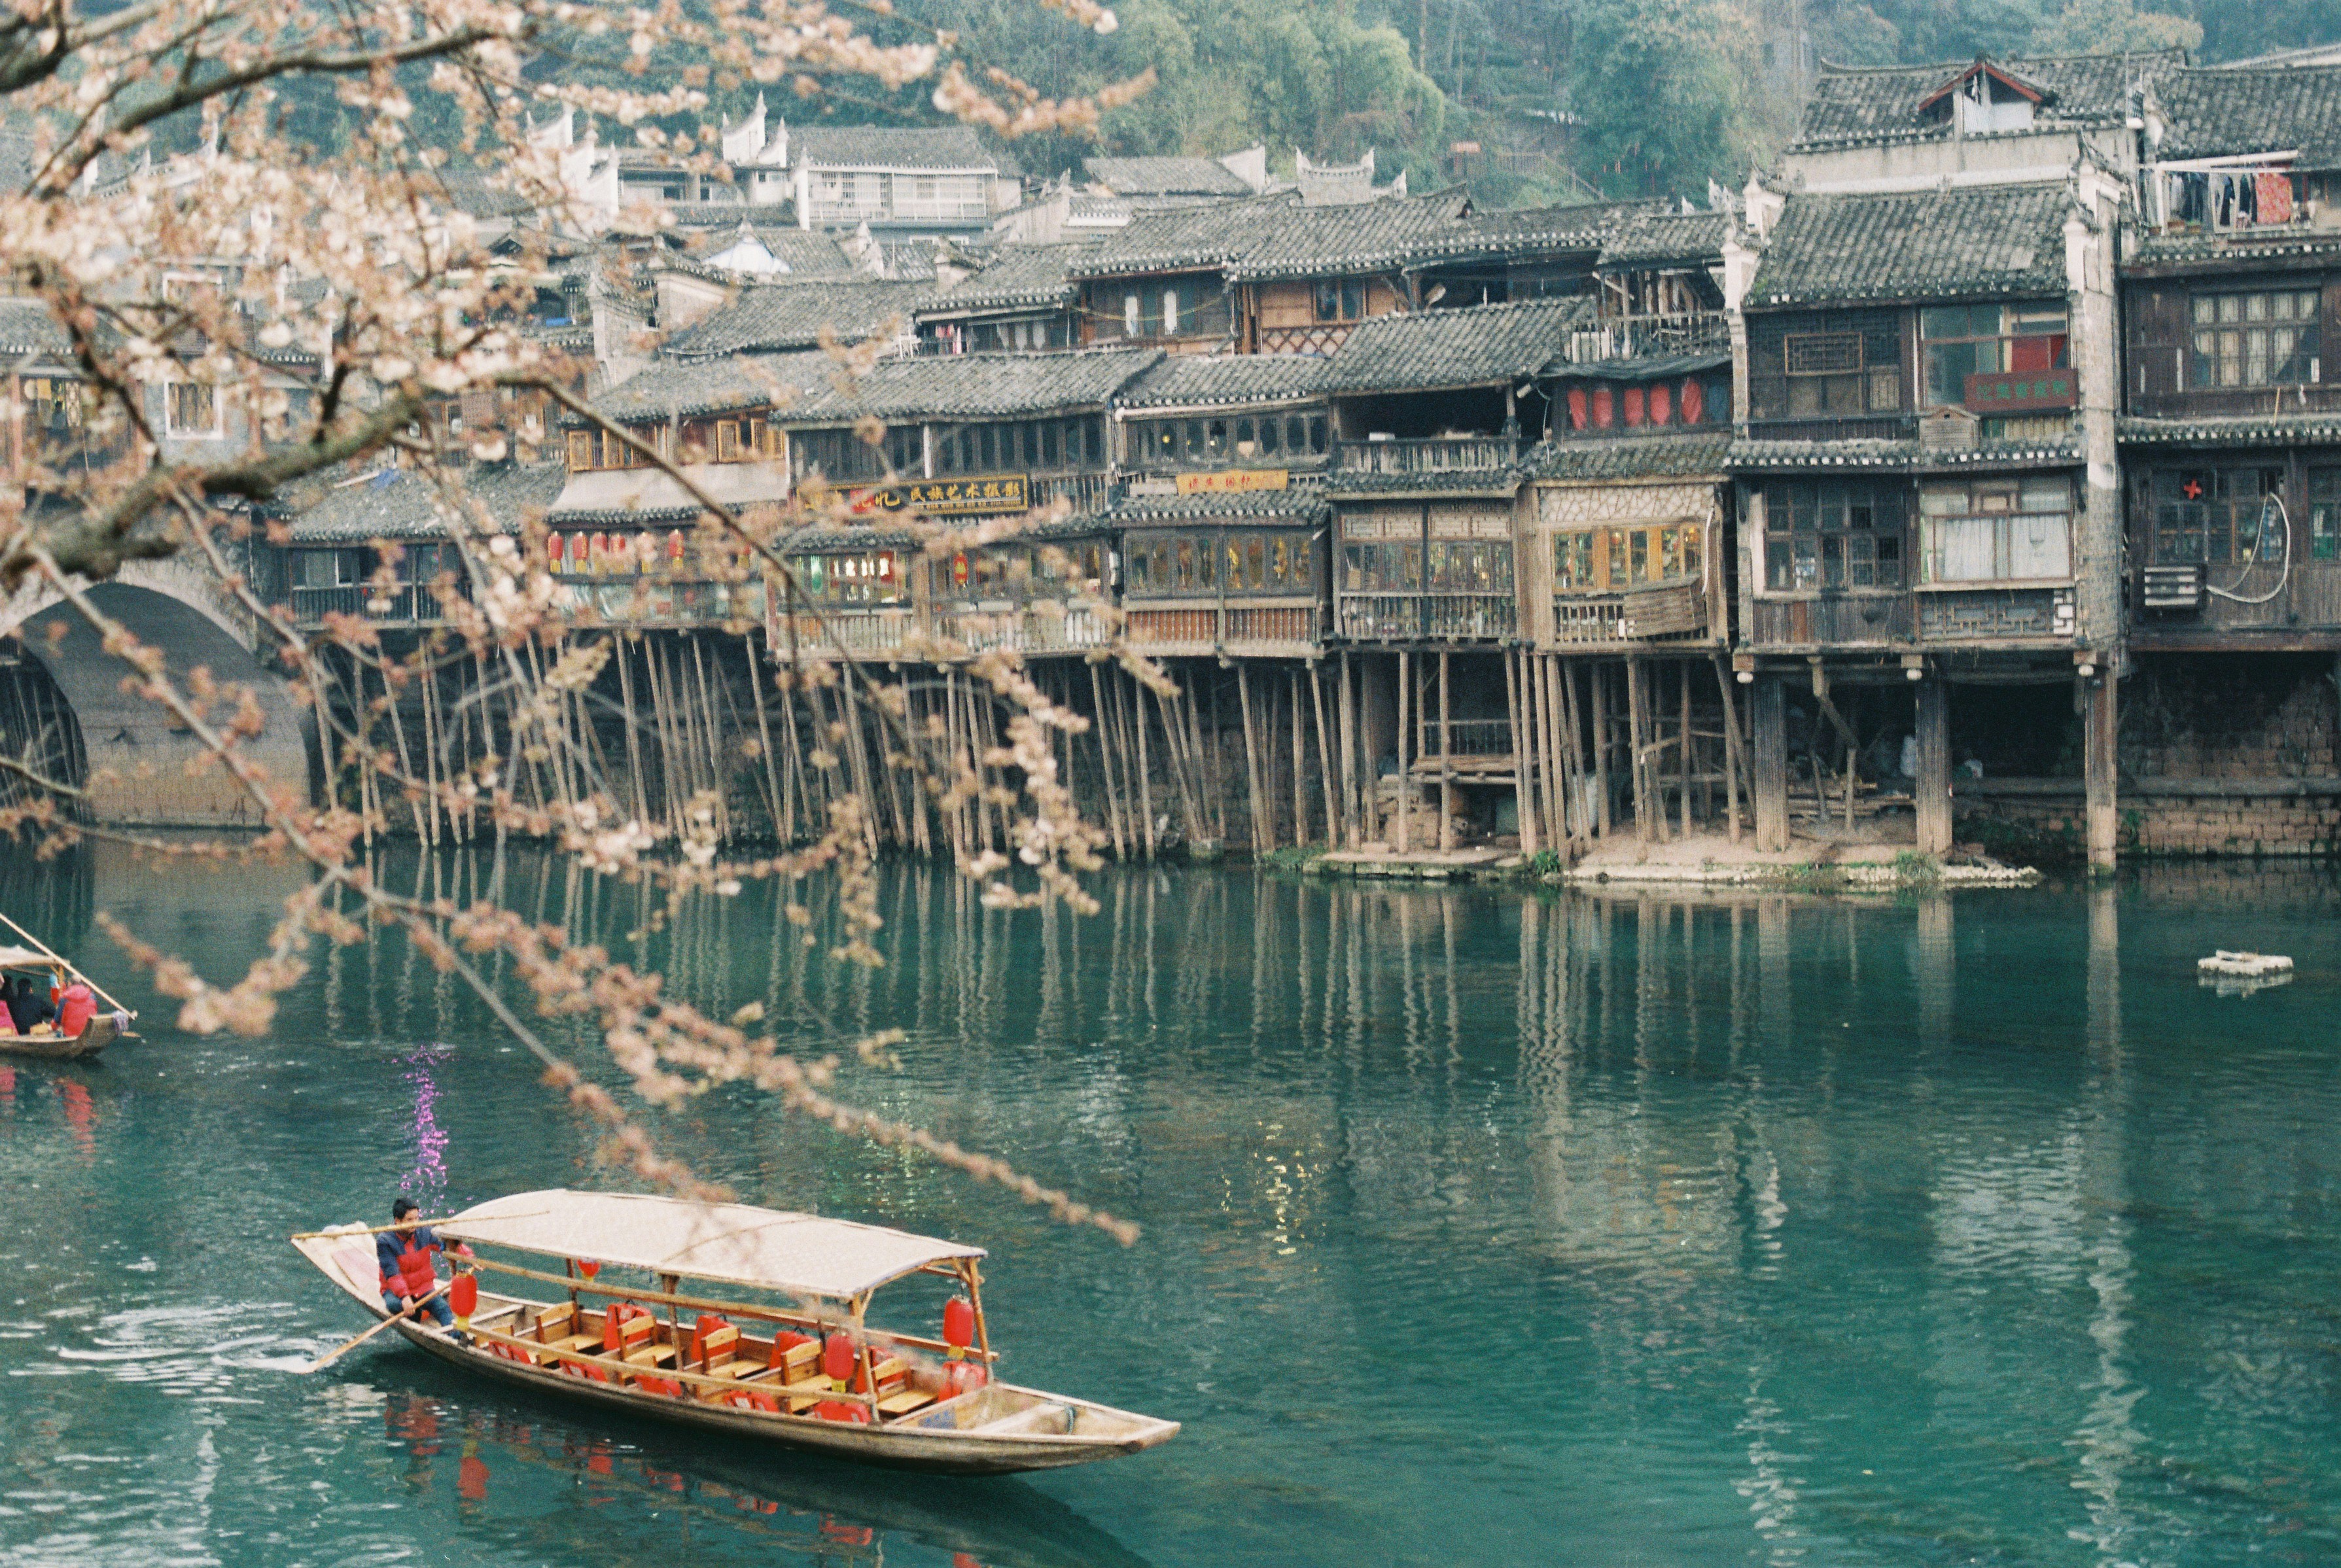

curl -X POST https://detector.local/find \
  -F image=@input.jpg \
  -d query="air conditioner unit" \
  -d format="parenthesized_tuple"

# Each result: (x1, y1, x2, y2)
(2141, 563, 2204, 610)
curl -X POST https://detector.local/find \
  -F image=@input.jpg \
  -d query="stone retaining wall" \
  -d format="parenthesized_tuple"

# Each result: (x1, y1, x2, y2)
(1956, 781, 2341, 860)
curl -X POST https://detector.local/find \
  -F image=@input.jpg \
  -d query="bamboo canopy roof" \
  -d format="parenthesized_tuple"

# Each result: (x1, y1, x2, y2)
(438, 1189, 985, 1300)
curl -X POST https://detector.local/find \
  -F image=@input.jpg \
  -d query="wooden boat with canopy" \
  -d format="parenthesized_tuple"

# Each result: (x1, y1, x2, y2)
(290, 1189, 1179, 1476)
(0, 915, 139, 1061)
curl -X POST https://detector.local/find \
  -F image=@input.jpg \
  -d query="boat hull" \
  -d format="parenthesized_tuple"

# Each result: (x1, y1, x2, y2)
(0, 1016, 124, 1060)
(393, 1321, 1172, 1474)
(293, 1234, 1176, 1477)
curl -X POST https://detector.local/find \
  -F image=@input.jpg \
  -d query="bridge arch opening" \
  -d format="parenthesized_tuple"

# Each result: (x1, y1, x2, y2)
(10, 582, 311, 828)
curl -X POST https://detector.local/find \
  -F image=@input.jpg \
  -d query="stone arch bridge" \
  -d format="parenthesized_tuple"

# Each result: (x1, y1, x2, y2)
(1, 551, 311, 827)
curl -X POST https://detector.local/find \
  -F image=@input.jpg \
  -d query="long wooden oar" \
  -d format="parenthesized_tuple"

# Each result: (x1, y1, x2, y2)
(0, 910, 135, 1018)
(301, 1281, 453, 1373)
(288, 1213, 546, 1243)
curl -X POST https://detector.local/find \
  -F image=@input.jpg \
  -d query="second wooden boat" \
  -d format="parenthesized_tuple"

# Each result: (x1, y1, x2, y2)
(292, 1189, 1179, 1476)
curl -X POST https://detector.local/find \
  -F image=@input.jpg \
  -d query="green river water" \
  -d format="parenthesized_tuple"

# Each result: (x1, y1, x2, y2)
(1, 846, 2338, 1567)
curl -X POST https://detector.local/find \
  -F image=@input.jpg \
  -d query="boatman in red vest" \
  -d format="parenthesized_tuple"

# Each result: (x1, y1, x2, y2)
(378, 1197, 464, 1335)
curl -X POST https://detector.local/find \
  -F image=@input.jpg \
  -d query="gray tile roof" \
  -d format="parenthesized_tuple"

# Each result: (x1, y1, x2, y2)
(1522, 431, 1734, 481)
(658, 279, 926, 358)
(1794, 50, 2179, 150)
(286, 463, 568, 542)
(666, 201, 801, 230)
(1325, 468, 1523, 497)
(585, 351, 836, 424)
(1324, 296, 1589, 392)
(2117, 414, 2341, 447)
(429, 162, 538, 221)
(779, 522, 924, 553)
(1230, 189, 1474, 280)
(1114, 354, 1329, 409)
(2130, 230, 2341, 268)
(1083, 156, 1254, 197)
(1410, 198, 1670, 263)
(1747, 182, 2075, 307)
(1079, 190, 1472, 280)
(1078, 195, 1290, 277)
(1596, 209, 1733, 270)
(791, 126, 995, 172)
(0, 298, 70, 355)
(678, 225, 856, 275)
(786, 347, 1163, 423)
(1108, 487, 1329, 525)
(917, 242, 1097, 313)
(2155, 65, 2341, 167)
(1729, 435, 2085, 471)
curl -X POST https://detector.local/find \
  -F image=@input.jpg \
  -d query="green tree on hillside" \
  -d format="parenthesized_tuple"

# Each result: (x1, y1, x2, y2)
(1567, 0, 1761, 196)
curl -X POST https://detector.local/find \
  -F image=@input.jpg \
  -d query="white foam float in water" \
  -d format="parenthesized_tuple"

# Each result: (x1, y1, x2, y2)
(2198, 950, 2293, 977)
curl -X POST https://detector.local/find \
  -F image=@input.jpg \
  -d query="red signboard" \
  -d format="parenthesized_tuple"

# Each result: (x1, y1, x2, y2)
(1964, 369, 2077, 414)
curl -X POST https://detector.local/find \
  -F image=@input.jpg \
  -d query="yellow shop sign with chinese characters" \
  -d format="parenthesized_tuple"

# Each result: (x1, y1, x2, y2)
(854, 474, 1030, 515)
(1176, 469, 1288, 495)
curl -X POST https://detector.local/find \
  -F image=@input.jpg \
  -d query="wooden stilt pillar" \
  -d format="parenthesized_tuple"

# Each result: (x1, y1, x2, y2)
(1437, 651, 1454, 852)
(1914, 675, 1951, 857)
(1237, 666, 1267, 853)
(1625, 656, 1648, 843)
(1591, 663, 1611, 839)
(1338, 653, 1359, 848)
(1310, 664, 1339, 850)
(1753, 674, 1788, 853)
(1678, 659, 1693, 838)
(1714, 655, 1743, 845)
(1130, 671, 1158, 860)
(1395, 652, 1412, 852)
(1289, 669, 1308, 846)
(2085, 665, 2118, 871)
(1508, 649, 1537, 856)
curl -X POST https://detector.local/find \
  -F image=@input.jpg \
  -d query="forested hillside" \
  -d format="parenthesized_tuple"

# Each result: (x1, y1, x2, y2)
(879, 0, 2341, 207)
(258, 0, 2341, 210)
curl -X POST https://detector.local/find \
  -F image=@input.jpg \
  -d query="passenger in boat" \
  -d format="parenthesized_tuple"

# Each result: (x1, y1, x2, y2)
(4, 975, 52, 1033)
(378, 1198, 464, 1338)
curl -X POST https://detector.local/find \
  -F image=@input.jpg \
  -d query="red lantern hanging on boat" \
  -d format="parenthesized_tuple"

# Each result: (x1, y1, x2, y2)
(943, 1297, 974, 1359)
(822, 1331, 855, 1388)
(577, 1259, 599, 1280)
(448, 1272, 478, 1330)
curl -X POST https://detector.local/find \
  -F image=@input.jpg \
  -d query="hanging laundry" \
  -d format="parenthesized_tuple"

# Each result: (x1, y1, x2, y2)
(2256, 170, 2294, 226)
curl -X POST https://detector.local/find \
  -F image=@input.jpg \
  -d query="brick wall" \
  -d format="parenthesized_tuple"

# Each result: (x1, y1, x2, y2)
(1943, 653, 2341, 861)
(1956, 785, 2341, 860)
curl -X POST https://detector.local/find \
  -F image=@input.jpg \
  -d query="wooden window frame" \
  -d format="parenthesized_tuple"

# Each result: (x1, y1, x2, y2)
(1760, 481, 1906, 593)
(1552, 521, 1704, 594)
(2187, 288, 2322, 389)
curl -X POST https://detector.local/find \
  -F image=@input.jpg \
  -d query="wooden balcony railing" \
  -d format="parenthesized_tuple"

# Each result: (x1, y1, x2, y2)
(289, 584, 451, 625)
(933, 603, 1109, 655)
(1335, 593, 1515, 641)
(772, 608, 919, 658)
(1553, 311, 1731, 366)
(1335, 436, 1520, 476)
(1742, 415, 1918, 445)
(1550, 581, 1709, 644)
(1125, 602, 1321, 650)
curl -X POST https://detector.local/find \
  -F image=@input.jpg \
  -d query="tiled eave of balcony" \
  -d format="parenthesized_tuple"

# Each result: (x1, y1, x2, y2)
(2116, 415, 2341, 449)
(1324, 468, 1522, 500)
(1728, 436, 2085, 474)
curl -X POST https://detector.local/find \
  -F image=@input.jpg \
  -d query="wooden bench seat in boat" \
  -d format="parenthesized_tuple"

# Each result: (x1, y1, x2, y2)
(769, 1338, 830, 1413)
(866, 1357, 936, 1419)
(533, 1303, 603, 1363)
(617, 1312, 677, 1374)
